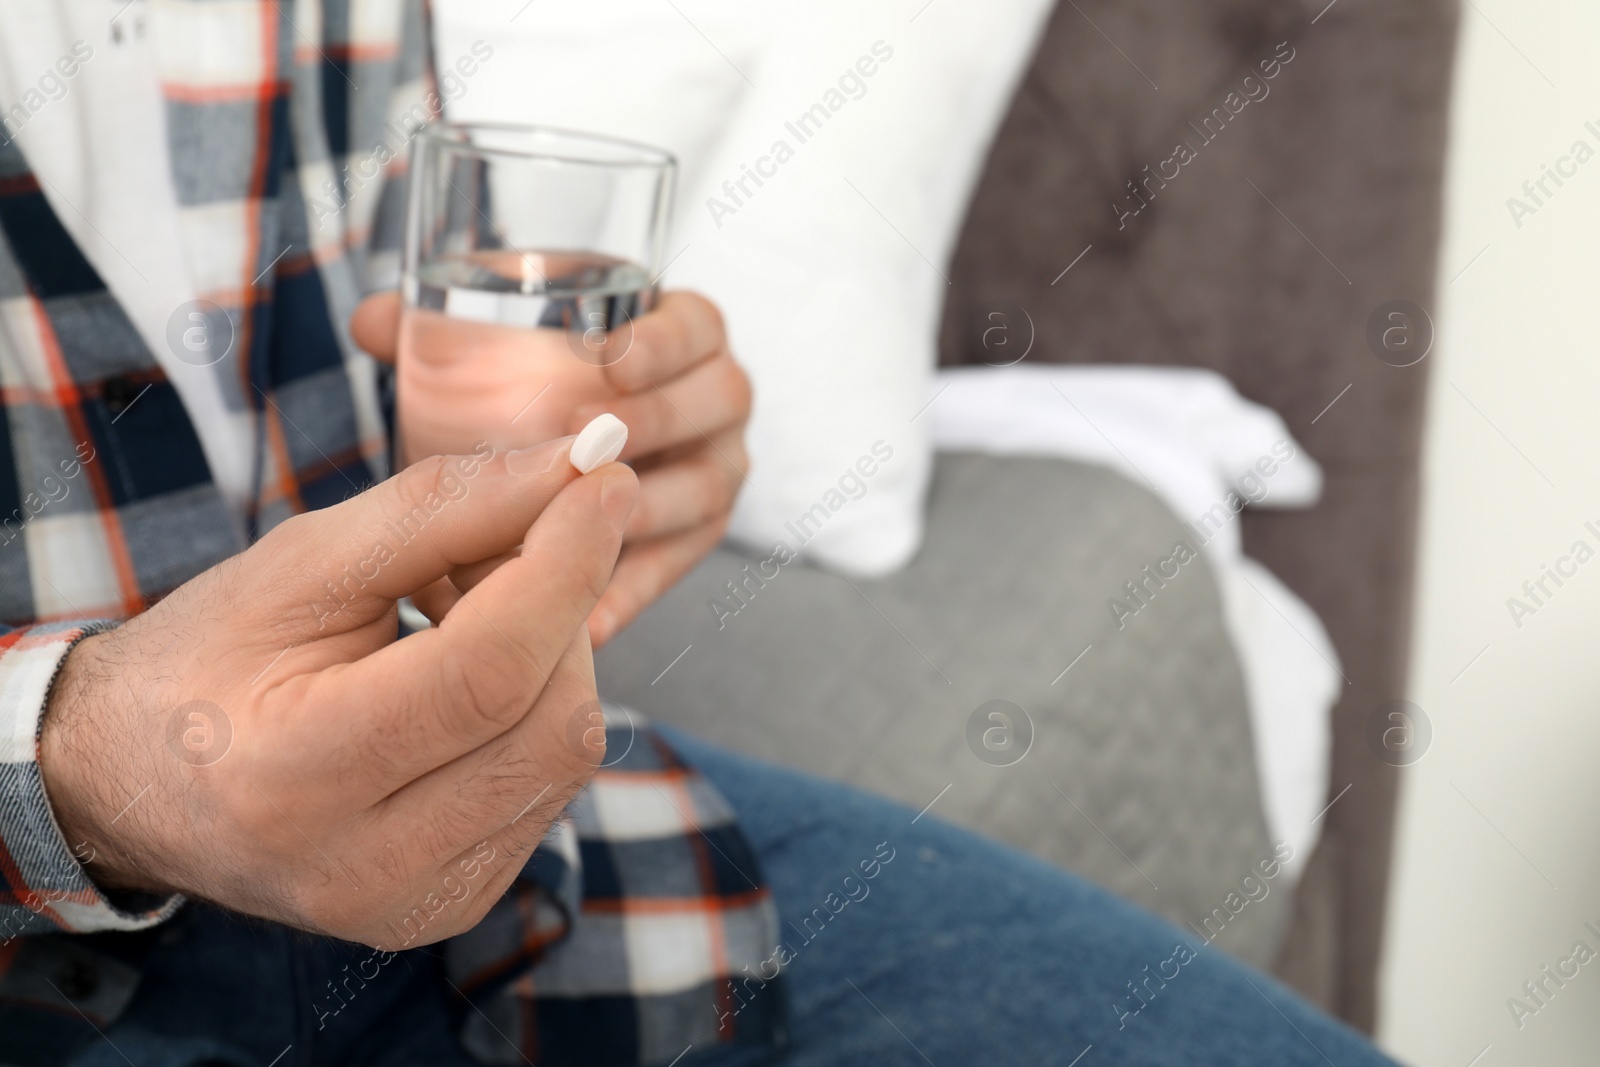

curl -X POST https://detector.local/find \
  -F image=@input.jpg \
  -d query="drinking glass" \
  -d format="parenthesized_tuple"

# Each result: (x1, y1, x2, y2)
(398, 122, 676, 466)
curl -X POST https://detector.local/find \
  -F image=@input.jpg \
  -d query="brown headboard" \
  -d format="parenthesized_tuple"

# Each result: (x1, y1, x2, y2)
(938, 0, 1460, 1031)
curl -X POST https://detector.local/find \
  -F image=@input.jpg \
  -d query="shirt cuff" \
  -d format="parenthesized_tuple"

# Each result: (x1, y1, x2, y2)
(0, 621, 183, 936)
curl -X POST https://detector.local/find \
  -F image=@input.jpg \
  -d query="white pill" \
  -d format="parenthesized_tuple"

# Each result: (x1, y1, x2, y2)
(570, 413, 629, 473)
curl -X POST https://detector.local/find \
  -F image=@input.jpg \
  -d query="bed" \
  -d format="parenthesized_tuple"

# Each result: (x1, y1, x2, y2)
(443, 0, 1460, 1029)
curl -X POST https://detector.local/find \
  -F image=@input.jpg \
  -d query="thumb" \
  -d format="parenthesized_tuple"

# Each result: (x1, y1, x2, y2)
(255, 438, 584, 635)
(351, 290, 402, 364)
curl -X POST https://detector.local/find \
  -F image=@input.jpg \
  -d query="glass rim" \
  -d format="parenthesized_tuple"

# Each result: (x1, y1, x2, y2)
(415, 120, 677, 171)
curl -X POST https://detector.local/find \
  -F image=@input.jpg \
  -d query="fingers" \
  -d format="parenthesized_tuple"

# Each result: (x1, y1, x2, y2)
(589, 517, 729, 647)
(601, 290, 726, 394)
(400, 429, 741, 642)
(572, 354, 751, 462)
(258, 438, 579, 633)
(351, 291, 402, 364)
(334, 463, 638, 798)
(625, 431, 745, 542)
(409, 579, 462, 627)
(373, 633, 599, 890)
(446, 549, 521, 598)
(414, 435, 742, 644)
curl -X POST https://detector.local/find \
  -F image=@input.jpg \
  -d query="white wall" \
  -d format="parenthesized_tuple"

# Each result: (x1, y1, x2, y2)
(1380, 1, 1600, 1063)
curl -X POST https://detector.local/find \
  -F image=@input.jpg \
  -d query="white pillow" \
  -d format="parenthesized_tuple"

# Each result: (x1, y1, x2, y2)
(434, 0, 1053, 575)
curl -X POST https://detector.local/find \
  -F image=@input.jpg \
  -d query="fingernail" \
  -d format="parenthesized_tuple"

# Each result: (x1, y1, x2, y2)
(505, 436, 573, 476)
(600, 471, 637, 530)
(571, 414, 629, 474)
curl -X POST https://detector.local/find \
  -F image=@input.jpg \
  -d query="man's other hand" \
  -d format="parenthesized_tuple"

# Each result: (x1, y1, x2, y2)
(351, 289, 751, 646)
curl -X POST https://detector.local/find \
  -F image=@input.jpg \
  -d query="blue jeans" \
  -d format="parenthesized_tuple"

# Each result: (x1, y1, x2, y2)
(69, 728, 1396, 1066)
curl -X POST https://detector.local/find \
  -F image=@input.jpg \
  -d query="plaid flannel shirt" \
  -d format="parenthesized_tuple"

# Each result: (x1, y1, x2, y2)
(0, 4, 783, 1064)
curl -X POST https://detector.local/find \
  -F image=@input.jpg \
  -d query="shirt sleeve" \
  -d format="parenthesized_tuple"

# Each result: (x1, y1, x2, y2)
(0, 621, 183, 937)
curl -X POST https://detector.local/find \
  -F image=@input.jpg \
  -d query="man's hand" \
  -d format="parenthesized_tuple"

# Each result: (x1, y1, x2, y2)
(40, 441, 637, 950)
(351, 289, 751, 646)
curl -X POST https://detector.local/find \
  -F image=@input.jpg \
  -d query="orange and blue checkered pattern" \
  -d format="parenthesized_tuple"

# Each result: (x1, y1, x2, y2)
(0, 3, 784, 1064)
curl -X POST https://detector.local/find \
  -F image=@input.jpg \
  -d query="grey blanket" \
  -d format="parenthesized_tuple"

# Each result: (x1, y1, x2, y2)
(596, 452, 1291, 967)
